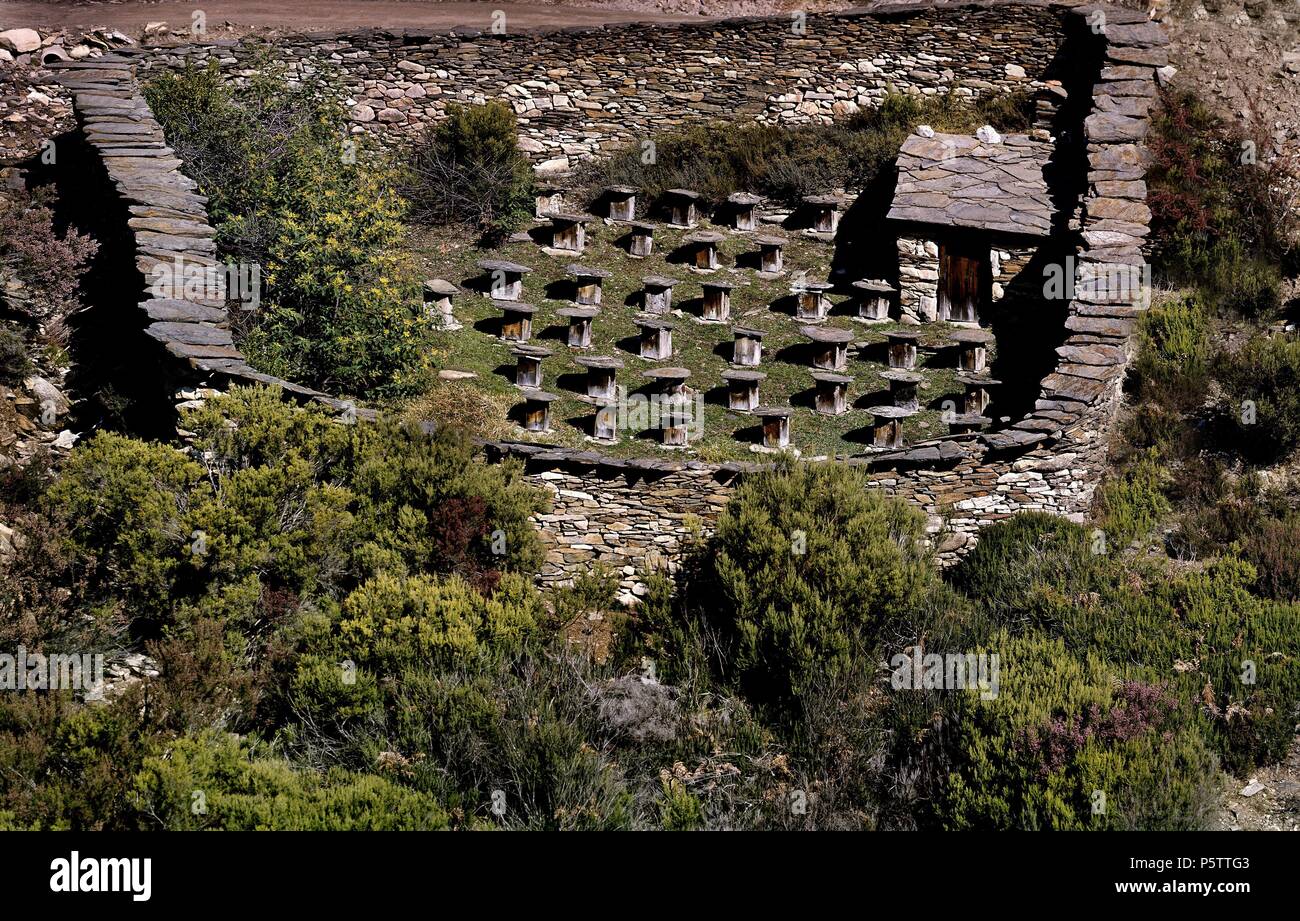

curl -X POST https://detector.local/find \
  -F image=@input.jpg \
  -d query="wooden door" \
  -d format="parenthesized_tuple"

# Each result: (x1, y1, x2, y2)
(938, 240, 987, 324)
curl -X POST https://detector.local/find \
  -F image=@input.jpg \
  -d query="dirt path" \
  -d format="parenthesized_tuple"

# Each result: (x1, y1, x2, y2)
(1, 0, 716, 35)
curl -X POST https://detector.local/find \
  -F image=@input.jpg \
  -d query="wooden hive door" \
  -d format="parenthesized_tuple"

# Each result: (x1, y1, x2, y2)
(938, 239, 987, 324)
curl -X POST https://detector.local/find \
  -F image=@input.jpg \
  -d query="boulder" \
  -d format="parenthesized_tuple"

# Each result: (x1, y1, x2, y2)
(0, 29, 42, 54)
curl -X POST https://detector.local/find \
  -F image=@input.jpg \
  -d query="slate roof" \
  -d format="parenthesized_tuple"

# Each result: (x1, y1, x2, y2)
(887, 132, 1054, 237)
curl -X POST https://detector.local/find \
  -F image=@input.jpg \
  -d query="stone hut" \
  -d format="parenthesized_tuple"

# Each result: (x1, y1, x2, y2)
(887, 130, 1054, 326)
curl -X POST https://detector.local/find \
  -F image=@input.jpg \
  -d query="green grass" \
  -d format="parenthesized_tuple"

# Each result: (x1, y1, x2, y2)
(406, 216, 989, 461)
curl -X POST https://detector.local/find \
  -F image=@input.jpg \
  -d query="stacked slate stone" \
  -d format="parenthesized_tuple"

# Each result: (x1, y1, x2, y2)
(988, 5, 1165, 451)
(47, 55, 356, 418)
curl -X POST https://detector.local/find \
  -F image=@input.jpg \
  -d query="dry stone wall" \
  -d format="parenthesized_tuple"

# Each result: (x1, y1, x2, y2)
(49, 3, 1162, 602)
(125, 2, 1067, 173)
(483, 3, 1166, 600)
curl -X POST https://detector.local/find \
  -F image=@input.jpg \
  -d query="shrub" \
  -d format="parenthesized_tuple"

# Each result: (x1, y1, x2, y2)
(132, 732, 449, 830)
(951, 512, 1098, 631)
(237, 141, 432, 398)
(1132, 295, 1211, 409)
(0, 188, 99, 344)
(147, 63, 433, 399)
(1215, 334, 1300, 462)
(1093, 450, 1170, 550)
(588, 91, 1012, 209)
(1148, 88, 1295, 315)
(350, 417, 547, 587)
(0, 324, 31, 385)
(403, 102, 534, 237)
(705, 459, 936, 706)
(43, 432, 202, 616)
(940, 632, 1221, 830)
(336, 571, 540, 673)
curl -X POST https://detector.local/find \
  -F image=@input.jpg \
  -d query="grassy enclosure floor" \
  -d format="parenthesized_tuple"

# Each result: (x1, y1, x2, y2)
(406, 213, 994, 461)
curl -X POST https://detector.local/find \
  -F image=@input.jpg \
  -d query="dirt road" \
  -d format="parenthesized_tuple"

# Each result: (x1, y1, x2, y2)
(0, 0, 718, 35)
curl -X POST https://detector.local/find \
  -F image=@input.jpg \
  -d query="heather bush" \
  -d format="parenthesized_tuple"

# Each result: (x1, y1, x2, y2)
(941, 632, 1221, 830)
(0, 188, 99, 344)
(1148, 88, 1295, 316)
(589, 91, 1021, 209)
(950, 512, 1099, 631)
(1132, 295, 1211, 410)
(0, 323, 31, 385)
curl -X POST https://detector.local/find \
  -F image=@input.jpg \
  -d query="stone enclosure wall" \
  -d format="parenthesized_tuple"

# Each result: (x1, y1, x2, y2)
(52, 2, 1165, 601)
(126, 2, 1067, 173)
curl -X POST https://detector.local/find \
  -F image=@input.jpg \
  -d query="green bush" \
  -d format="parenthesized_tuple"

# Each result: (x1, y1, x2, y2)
(1132, 295, 1211, 409)
(941, 632, 1221, 830)
(705, 459, 936, 706)
(403, 102, 534, 237)
(951, 513, 1098, 632)
(1093, 450, 1170, 550)
(1215, 334, 1300, 462)
(132, 732, 449, 830)
(337, 571, 540, 673)
(589, 91, 1016, 209)
(146, 63, 433, 399)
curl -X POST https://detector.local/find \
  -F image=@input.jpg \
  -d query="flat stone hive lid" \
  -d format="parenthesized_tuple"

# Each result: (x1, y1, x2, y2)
(867, 405, 915, 418)
(811, 370, 854, 384)
(555, 306, 600, 319)
(666, 188, 701, 199)
(478, 259, 532, 274)
(888, 131, 1053, 237)
(853, 278, 896, 293)
(792, 280, 834, 292)
(423, 278, 459, 295)
(886, 329, 923, 342)
(635, 314, 675, 329)
(644, 367, 692, 381)
(754, 405, 793, 417)
(496, 300, 538, 314)
(687, 231, 727, 244)
(520, 388, 558, 402)
(546, 211, 594, 223)
(880, 369, 924, 384)
(804, 193, 845, 206)
(948, 412, 992, 425)
(605, 185, 639, 195)
(733, 326, 766, 338)
(701, 279, 736, 290)
(956, 373, 1003, 385)
(728, 192, 765, 205)
(949, 328, 996, 343)
(721, 369, 767, 381)
(511, 344, 552, 358)
(630, 221, 656, 231)
(643, 274, 678, 287)
(802, 325, 854, 343)
(567, 263, 612, 278)
(575, 355, 624, 369)
(755, 235, 788, 246)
